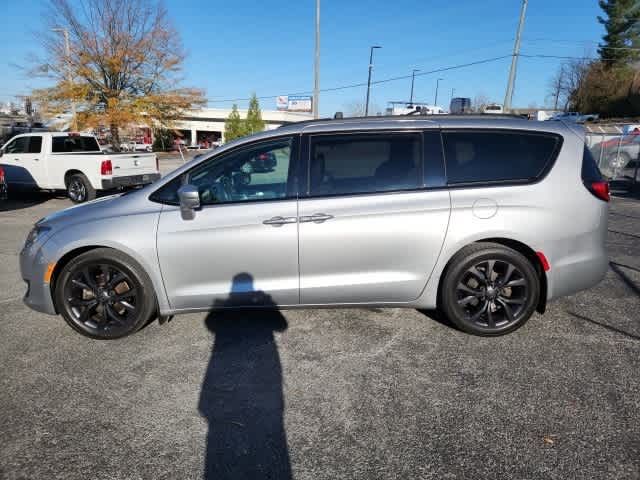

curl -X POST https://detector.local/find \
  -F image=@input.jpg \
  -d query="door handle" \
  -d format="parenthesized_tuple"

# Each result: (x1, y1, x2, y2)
(299, 213, 334, 223)
(33, 158, 39, 161)
(263, 216, 297, 226)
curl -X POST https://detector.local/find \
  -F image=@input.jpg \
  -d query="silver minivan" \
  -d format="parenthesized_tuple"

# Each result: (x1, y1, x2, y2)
(20, 116, 609, 339)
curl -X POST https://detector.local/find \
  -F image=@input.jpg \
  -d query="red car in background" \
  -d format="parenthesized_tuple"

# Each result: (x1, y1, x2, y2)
(600, 127, 640, 149)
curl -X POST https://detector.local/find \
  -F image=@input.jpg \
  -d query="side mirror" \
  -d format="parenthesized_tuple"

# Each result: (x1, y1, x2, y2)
(178, 184, 200, 220)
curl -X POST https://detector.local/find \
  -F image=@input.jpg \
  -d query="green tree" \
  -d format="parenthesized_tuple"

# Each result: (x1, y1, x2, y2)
(598, 0, 640, 65)
(224, 104, 247, 141)
(245, 93, 266, 134)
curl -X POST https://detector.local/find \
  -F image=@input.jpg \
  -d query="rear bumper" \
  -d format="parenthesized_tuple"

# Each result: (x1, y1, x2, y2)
(102, 173, 160, 189)
(546, 244, 608, 301)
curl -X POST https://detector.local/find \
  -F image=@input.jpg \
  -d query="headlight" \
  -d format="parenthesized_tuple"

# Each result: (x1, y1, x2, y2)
(24, 225, 51, 250)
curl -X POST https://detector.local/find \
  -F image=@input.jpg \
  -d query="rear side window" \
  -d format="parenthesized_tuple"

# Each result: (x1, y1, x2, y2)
(52, 136, 101, 153)
(308, 133, 421, 196)
(442, 131, 561, 185)
(581, 145, 604, 181)
(28, 136, 42, 153)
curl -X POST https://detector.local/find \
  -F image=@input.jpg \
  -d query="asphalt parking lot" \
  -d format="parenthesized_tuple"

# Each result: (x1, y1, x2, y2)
(0, 163, 639, 479)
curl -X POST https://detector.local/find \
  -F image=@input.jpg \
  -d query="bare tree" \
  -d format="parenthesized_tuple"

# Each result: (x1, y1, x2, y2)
(343, 101, 382, 117)
(562, 58, 590, 111)
(31, 0, 205, 149)
(471, 94, 490, 112)
(547, 64, 566, 110)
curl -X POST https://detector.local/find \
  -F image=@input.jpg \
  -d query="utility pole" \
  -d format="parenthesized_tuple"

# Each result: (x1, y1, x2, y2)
(434, 78, 443, 106)
(365, 45, 381, 117)
(313, 0, 320, 119)
(409, 69, 419, 105)
(52, 27, 75, 130)
(504, 0, 528, 113)
(450, 87, 455, 104)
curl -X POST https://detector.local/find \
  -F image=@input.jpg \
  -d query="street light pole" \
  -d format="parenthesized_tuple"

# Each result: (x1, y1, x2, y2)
(504, 0, 528, 113)
(365, 45, 381, 117)
(52, 27, 75, 130)
(313, 0, 320, 119)
(409, 69, 419, 105)
(434, 78, 443, 106)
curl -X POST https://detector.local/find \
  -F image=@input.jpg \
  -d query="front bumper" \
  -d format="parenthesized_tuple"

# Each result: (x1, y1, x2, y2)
(20, 239, 58, 315)
(102, 173, 161, 190)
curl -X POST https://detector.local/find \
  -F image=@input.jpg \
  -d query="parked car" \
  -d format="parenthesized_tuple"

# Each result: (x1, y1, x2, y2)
(121, 141, 153, 152)
(0, 132, 160, 203)
(19, 116, 609, 339)
(0, 165, 7, 200)
(483, 104, 504, 114)
(552, 112, 599, 123)
(608, 135, 640, 179)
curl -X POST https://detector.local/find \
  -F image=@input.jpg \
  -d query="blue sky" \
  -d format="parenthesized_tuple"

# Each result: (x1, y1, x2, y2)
(0, 0, 605, 116)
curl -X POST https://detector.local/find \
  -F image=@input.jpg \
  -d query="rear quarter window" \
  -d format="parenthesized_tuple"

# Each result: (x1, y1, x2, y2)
(442, 130, 562, 185)
(581, 145, 604, 181)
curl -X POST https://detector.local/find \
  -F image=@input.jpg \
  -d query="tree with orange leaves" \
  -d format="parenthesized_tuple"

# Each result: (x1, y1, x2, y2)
(32, 0, 205, 150)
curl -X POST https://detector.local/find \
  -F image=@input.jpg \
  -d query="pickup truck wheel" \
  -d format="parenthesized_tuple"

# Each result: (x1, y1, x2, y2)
(67, 173, 96, 203)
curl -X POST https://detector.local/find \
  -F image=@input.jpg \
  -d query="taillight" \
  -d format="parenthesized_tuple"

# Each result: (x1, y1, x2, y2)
(0, 166, 5, 182)
(100, 159, 113, 176)
(586, 180, 610, 202)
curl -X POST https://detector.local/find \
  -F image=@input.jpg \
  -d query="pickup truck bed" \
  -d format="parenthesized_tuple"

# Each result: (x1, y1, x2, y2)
(0, 132, 160, 202)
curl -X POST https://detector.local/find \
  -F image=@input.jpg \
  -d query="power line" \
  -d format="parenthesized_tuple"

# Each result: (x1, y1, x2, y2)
(204, 55, 512, 104)
(520, 53, 619, 61)
(523, 38, 640, 51)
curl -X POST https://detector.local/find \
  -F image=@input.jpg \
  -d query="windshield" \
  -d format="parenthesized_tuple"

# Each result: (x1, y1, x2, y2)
(52, 136, 101, 153)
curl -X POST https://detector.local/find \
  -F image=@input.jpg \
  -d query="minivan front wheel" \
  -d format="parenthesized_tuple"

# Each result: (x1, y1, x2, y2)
(55, 248, 156, 339)
(441, 243, 539, 336)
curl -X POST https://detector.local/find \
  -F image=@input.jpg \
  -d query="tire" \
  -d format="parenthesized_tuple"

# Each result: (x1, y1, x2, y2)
(67, 173, 96, 203)
(440, 242, 540, 336)
(54, 248, 157, 339)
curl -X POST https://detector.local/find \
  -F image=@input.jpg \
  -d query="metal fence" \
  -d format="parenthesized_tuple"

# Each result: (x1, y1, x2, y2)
(585, 126, 640, 185)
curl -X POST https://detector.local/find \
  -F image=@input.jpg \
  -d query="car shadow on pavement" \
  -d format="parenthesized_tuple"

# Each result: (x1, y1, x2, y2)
(0, 190, 63, 212)
(567, 311, 639, 341)
(417, 308, 457, 330)
(609, 261, 640, 297)
(199, 273, 292, 480)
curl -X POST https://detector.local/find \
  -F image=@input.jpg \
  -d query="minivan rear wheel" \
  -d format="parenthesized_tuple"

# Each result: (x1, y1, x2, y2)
(54, 248, 156, 339)
(441, 243, 539, 336)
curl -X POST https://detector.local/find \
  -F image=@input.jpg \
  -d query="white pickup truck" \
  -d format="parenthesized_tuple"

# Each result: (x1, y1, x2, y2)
(0, 132, 160, 203)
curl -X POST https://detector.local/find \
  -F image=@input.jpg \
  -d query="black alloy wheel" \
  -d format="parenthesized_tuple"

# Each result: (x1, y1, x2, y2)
(441, 243, 539, 336)
(455, 259, 528, 329)
(55, 249, 156, 339)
